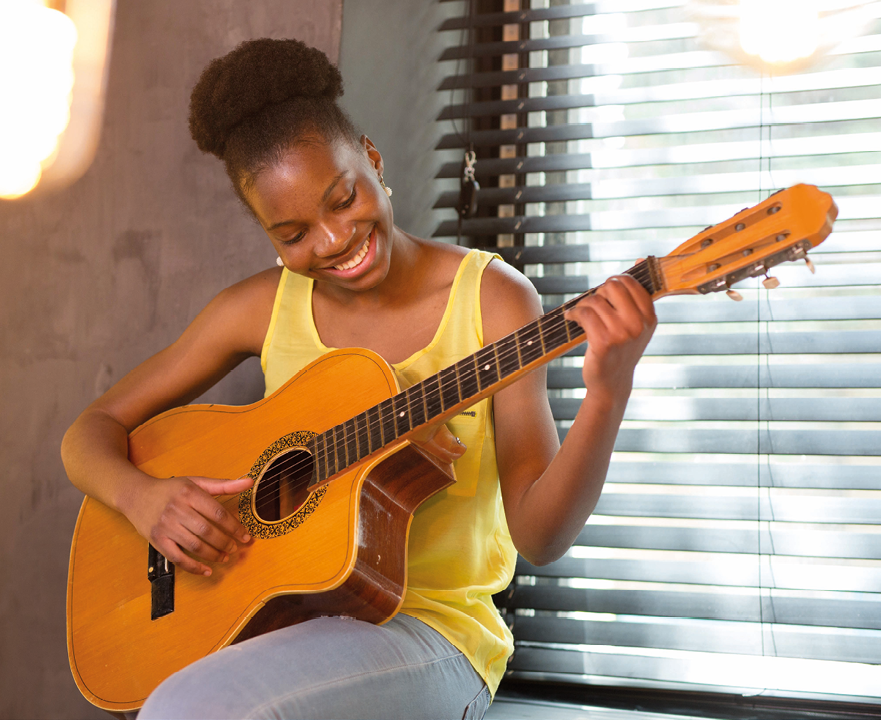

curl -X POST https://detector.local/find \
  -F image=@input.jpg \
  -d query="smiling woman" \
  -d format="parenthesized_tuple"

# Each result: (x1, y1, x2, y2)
(60, 37, 657, 720)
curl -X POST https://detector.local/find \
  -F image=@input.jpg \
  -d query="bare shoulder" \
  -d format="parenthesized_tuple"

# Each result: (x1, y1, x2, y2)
(480, 257, 543, 343)
(186, 266, 283, 357)
(418, 238, 470, 277)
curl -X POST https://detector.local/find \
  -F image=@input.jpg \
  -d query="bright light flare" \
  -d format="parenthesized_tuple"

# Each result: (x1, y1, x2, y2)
(0, 0, 78, 199)
(740, 0, 820, 65)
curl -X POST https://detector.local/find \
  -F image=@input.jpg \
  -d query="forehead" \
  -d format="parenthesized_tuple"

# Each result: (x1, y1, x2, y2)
(246, 139, 365, 227)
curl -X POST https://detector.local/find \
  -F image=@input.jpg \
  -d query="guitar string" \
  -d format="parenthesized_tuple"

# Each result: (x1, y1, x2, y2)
(247, 228, 787, 515)
(250, 196, 828, 514)
(249, 213, 799, 515)
(255, 186, 816, 513)
(248, 262, 654, 514)
(249, 196, 821, 515)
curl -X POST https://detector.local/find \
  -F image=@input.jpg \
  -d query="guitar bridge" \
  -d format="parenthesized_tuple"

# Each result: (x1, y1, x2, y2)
(148, 544, 175, 620)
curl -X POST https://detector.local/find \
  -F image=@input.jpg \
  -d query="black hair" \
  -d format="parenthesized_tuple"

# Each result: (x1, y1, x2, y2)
(188, 38, 360, 205)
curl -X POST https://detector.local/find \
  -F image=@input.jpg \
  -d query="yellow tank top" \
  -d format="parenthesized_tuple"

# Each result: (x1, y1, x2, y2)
(261, 249, 515, 694)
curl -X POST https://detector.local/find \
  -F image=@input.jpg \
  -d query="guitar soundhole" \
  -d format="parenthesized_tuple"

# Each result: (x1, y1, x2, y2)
(253, 449, 315, 523)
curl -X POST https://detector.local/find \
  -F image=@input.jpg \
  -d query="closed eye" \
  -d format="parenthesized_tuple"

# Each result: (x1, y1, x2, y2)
(337, 187, 356, 210)
(281, 231, 305, 246)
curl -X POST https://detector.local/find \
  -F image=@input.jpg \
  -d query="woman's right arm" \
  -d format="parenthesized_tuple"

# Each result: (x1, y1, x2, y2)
(61, 268, 281, 576)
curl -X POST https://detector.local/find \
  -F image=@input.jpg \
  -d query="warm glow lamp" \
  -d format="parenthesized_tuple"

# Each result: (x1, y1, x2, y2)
(0, 0, 115, 200)
(689, 0, 878, 74)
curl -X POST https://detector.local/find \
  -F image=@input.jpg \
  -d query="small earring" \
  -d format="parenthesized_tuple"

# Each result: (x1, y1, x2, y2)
(380, 175, 392, 198)
(276, 257, 284, 267)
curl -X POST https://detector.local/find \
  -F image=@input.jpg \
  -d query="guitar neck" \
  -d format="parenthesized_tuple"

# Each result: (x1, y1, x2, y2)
(306, 258, 661, 487)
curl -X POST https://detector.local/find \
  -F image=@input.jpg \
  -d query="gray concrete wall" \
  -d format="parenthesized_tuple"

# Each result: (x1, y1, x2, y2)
(0, 2, 342, 718)
(338, 0, 462, 241)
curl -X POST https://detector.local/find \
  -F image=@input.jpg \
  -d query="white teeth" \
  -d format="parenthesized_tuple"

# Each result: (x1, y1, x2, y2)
(334, 236, 370, 271)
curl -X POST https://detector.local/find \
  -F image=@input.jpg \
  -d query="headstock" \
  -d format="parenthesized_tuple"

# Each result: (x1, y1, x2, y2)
(648, 184, 838, 300)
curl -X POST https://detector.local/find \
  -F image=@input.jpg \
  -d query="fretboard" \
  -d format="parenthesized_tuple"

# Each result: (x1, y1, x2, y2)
(307, 259, 657, 486)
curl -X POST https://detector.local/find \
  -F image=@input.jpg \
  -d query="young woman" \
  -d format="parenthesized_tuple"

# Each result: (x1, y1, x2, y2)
(61, 39, 656, 720)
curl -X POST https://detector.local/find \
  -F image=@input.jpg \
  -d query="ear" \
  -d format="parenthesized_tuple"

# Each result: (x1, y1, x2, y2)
(360, 134, 384, 177)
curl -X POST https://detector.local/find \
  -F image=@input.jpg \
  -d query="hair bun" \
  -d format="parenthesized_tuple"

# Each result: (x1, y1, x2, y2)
(189, 38, 344, 158)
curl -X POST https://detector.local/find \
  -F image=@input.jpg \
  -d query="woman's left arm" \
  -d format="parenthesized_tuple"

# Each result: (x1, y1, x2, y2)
(482, 261, 657, 567)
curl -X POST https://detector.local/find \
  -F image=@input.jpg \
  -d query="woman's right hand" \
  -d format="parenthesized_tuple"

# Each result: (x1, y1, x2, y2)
(127, 475, 254, 576)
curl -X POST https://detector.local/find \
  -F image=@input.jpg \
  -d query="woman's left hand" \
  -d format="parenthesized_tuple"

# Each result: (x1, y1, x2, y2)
(563, 274, 657, 405)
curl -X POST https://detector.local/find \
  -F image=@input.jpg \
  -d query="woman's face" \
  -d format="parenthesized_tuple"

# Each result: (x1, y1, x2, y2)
(244, 135, 394, 292)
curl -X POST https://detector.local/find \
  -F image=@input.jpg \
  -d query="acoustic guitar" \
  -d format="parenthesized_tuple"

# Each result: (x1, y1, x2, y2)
(67, 183, 837, 712)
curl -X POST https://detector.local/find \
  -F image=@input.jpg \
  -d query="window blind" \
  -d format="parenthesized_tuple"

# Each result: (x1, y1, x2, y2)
(436, 0, 881, 706)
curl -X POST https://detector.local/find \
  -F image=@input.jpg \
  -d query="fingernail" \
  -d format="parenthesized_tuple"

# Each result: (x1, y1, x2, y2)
(203, 569, 212, 577)
(242, 533, 251, 543)
(221, 553, 229, 563)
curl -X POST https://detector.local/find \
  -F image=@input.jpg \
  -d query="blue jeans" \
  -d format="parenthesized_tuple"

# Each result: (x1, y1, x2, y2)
(138, 614, 491, 719)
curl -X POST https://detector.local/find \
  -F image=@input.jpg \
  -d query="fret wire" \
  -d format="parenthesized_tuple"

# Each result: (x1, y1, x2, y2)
(495, 333, 522, 378)
(379, 398, 396, 445)
(393, 392, 410, 437)
(424, 374, 442, 422)
(408, 383, 427, 428)
(518, 320, 544, 366)
(311, 436, 322, 484)
(321, 434, 330, 482)
(328, 426, 339, 477)
(356, 412, 370, 461)
(542, 307, 570, 352)
(536, 315, 548, 354)
(457, 355, 480, 400)
(367, 405, 381, 454)
(475, 344, 499, 391)
(324, 428, 333, 477)
(419, 380, 430, 426)
(339, 422, 350, 469)
(344, 418, 357, 467)
(439, 366, 460, 412)
(333, 424, 345, 471)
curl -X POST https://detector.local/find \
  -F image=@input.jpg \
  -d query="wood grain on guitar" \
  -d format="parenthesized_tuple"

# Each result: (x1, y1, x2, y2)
(66, 184, 837, 712)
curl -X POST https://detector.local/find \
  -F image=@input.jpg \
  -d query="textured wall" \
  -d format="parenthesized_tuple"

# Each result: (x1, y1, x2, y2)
(0, 2, 341, 718)
(337, 0, 461, 241)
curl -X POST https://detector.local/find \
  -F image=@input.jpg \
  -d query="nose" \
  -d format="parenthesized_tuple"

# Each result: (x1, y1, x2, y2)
(313, 220, 356, 259)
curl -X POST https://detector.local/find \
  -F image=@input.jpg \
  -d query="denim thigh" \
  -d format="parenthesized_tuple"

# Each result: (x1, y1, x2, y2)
(137, 614, 489, 720)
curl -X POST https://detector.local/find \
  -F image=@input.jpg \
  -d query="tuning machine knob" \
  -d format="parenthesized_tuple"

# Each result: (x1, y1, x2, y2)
(726, 289, 743, 301)
(762, 275, 780, 290)
(805, 257, 816, 274)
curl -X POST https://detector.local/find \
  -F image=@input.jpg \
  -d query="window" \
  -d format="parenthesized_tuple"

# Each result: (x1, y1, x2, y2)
(437, 0, 881, 706)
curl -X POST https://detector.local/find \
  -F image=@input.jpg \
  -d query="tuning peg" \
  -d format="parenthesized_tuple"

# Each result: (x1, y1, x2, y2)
(762, 276, 780, 290)
(726, 289, 743, 301)
(805, 257, 816, 274)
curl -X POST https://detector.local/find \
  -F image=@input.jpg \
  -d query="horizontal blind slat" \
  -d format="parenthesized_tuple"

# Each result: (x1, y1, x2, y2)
(511, 585, 881, 630)
(513, 616, 881, 665)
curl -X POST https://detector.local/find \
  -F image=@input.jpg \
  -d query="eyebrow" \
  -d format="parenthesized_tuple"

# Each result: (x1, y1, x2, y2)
(266, 171, 349, 232)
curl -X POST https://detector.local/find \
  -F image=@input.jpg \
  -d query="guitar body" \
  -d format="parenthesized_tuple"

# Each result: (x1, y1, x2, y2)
(66, 348, 456, 712)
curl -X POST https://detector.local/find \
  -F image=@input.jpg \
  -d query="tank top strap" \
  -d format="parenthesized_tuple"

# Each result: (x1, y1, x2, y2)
(261, 249, 501, 397)
(260, 269, 326, 397)
(393, 249, 500, 382)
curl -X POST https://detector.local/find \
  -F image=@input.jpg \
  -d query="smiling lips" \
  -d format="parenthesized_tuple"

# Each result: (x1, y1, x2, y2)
(326, 227, 375, 277)
(334, 235, 370, 271)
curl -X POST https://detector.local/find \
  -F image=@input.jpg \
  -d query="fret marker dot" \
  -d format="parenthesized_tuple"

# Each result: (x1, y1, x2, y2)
(484, 364, 490, 371)
(527, 340, 533, 346)
(399, 411, 405, 417)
